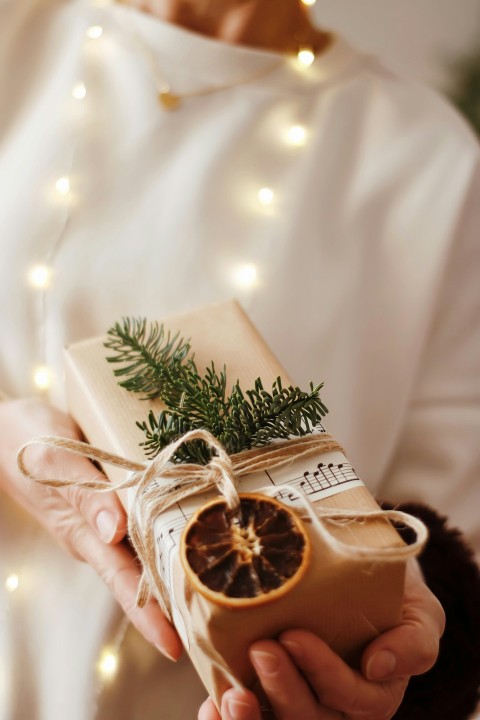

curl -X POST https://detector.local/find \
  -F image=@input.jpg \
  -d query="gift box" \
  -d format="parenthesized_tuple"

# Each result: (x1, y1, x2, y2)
(64, 300, 412, 708)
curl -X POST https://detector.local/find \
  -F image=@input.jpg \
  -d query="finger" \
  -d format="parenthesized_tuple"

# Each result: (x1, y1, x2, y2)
(361, 621, 440, 682)
(279, 630, 406, 718)
(362, 561, 444, 681)
(29, 439, 128, 545)
(198, 698, 221, 720)
(220, 688, 261, 720)
(72, 520, 183, 661)
(62, 465, 128, 544)
(250, 640, 327, 720)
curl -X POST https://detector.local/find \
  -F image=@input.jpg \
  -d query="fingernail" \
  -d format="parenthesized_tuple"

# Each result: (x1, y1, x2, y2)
(366, 650, 397, 680)
(250, 649, 278, 676)
(226, 698, 253, 720)
(155, 644, 178, 662)
(280, 639, 303, 658)
(95, 510, 118, 543)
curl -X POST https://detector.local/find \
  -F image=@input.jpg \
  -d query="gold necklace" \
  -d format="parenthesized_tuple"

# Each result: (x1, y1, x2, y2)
(123, 6, 291, 111)
(156, 59, 285, 111)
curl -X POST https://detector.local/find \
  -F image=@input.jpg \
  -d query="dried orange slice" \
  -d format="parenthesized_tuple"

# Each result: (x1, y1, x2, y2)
(180, 492, 311, 608)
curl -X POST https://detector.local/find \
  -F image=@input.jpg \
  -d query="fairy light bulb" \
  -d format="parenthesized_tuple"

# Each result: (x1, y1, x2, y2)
(97, 648, 119, 679)
(297, 47, 315, 68)
(258, 187, 274, 207)
(5, 574, 19, 592)
(55, 176, 70, 196)
(72, 82, 87, 100)
(287, 125, 306, 146)
(233, 263, 258, 289)
(28, 265, 52, 289)
(301, 0, 317, 6)
(86, 25, 103, 39)
(33, 366, 52, 390)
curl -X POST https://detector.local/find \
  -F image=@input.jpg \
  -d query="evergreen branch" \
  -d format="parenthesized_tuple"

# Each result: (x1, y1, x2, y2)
(105, 318, 328, 463)
(104, 318, 192, 400)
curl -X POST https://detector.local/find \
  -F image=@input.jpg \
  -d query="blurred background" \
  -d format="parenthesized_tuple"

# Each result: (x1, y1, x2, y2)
(311, 0, 480, 136)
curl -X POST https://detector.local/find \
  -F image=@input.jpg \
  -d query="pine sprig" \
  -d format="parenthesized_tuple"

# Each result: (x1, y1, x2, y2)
(105, 318, 328, 464)
(104, 318, 193, 400)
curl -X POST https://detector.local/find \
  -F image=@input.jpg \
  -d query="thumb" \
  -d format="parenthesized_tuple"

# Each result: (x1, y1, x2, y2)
(54, 454, 128, 544)
(29, 436, 127, 544)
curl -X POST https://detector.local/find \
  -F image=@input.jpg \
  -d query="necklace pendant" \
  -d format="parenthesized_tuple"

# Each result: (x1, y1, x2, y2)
(158, 90, 181, 111)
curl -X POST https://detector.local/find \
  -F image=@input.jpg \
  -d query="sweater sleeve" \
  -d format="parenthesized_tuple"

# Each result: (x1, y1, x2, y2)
(383, 502, 480, 720)
(377, 159, 480, 557)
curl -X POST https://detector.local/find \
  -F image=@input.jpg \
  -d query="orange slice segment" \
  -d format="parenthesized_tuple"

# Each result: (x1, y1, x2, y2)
(180, 492, 311, 608)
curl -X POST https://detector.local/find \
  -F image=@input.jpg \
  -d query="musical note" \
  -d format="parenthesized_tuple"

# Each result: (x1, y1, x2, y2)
(300, 471, 317, 495)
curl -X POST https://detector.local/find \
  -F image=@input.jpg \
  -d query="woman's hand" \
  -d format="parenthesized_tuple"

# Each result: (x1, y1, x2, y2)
(0, 397, 182, 661)
(198, 558, 445, 720)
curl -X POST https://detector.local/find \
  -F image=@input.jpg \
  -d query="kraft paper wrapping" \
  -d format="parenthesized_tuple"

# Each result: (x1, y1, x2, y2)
(64, 300, 405, 708)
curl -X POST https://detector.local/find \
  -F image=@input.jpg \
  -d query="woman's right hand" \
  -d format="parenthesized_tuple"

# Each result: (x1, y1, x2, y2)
(0, 397, 182, 661)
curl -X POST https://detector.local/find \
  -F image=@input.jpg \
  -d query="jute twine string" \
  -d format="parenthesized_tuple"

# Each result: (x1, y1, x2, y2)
(17, 429, 427, 620)
(181, 481, 428, 694)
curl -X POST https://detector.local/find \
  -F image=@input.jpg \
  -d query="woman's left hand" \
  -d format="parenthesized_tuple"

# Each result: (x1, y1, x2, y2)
(198, 559, 445, 720)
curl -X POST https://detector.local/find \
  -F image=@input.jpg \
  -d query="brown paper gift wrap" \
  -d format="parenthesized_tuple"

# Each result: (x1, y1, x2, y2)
(64, 300, 406, 707)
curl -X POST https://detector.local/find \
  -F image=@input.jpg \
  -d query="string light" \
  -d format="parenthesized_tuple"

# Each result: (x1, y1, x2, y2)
(297, 47, 315, 68)
(97, 648, 119, 679)
(287, 125, 306, 146)
(5, 574, 19, 592)
(55, 176, 70, 196)
(28, 265, 52, 289)
(72, 82, 87, 100)
(233, 263, 258, 289)
(301, 0, 317, 5)
(33, 366, 52, 390)
(86, 25, 103, 40)
(258, 187, 274, 207)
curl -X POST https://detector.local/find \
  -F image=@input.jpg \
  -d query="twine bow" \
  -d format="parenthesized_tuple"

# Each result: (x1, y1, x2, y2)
(17, 430, 427, 620)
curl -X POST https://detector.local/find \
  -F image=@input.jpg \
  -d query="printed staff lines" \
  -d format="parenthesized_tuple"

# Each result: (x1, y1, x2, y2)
(270, 462, 359, 502)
